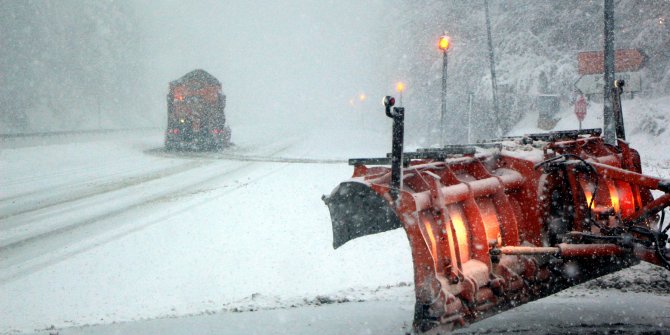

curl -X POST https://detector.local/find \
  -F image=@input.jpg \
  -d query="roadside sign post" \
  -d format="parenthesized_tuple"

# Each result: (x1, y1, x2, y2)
(578, 49, 646, 76)
(576, 48, 645, 96)
(575, 71, 642, 95)
(575, 46, 644, 143)
(574, 95, 587, 130)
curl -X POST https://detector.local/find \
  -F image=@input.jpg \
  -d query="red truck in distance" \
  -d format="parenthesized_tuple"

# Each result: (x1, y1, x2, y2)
(165, 69, 231, 151)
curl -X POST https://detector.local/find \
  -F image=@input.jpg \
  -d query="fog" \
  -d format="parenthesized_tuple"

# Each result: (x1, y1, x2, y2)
(2, 1, 668, 144)
(1, 0, 402, 134)
(137, 0, 401, 132)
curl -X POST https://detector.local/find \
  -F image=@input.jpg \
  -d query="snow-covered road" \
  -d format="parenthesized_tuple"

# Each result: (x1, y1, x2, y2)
(0, 126, 416, 334)
(1, 131, 302, 283)
(2, 108, 669, 334)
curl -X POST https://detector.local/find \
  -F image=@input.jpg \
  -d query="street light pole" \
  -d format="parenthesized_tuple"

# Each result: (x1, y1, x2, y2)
(396, 82, 405, 106)
(467, 92, 473, 143)
(441, 50, 448, 147)
(438, 34, 450, 147)
(603, 0, 616, 145)
(484, 0, 501, 136)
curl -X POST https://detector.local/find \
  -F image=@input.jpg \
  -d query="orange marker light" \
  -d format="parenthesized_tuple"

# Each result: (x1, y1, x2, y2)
(359, 94, 366, 102)
(438, 35, 450, 51)
(396, 82, 405, 93)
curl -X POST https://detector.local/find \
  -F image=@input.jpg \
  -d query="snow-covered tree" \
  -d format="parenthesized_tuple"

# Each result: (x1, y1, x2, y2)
(0, 1, 150, 132)
(388, 0, 670, 143)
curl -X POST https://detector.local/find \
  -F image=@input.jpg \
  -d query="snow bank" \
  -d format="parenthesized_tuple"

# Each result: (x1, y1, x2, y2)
(508, 95, 670, 160)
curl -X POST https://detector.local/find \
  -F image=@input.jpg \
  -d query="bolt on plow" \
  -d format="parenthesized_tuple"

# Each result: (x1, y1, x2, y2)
(322, 93, 670, 334)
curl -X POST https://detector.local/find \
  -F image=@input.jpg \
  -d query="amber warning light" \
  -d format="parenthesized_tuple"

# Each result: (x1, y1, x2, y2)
(438, 35, 450, 51)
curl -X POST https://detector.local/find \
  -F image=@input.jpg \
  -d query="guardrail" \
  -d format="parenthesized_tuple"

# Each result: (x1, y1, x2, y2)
(0, 127, 160, 139)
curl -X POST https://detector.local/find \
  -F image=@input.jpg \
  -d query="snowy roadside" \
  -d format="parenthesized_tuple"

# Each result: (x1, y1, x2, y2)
(508, 96, 670, 162)
(0, 125, 414, 334)
(3, 96, 670, 334)
(23, 264, 670, 335)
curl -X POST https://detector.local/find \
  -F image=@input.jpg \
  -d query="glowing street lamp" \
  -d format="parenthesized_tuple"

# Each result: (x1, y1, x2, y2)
(438, 34, 450, 147)
(396, 82, 405, 105)
(438, 35, 450, 52)
(359, 93, 366, 102)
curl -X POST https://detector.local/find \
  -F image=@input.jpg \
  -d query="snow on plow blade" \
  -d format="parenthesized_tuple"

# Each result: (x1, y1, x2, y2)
(323, 181, 402, 249)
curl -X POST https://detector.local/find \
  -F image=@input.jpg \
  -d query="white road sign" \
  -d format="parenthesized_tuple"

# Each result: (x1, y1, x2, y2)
(575, 72, 642, 95)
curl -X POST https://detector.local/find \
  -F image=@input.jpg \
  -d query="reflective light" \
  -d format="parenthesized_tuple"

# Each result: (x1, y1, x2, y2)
(615, 181, 635, 216)
(423, 220, 438, 265)
(580, 180, 595, 209)
(607, 181, 620, 213)
(450, 209, 470, 263)
(479, 198, 501, 244)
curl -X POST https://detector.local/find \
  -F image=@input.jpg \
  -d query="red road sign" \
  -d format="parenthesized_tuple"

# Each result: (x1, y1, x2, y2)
(578, 49, 645, 75)
(574, 95, 587, 122)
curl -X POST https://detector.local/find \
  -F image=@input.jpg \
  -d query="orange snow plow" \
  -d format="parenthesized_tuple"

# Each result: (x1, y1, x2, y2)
(323, 93, 670, 333)
(165, 69, 231, 151)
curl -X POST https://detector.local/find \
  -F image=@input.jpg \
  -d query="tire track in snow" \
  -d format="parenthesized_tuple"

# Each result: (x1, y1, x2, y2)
(0, 160, 292, 284)
(1, 138, 298, 226)
(158, 149, 348, 164)
(214, 153, 346, 164)
(0, 157, 167, 201)
(2, 152, 153, 190)
(0, 136, 307, 283)
(0, 140, 298, 283)
(0, 160, 210, 221)
(145, 142, 348, 165)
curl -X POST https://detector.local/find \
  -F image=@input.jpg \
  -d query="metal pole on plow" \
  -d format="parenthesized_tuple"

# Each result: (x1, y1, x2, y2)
(384, 96, 404, 201)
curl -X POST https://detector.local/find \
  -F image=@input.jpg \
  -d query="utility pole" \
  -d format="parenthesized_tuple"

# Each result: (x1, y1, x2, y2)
(438, 34, 451, 147)
(441, 47, 448, 147)
(484, 0, 501, 136)
(603, 0, 616, 145)
(467, 92, 474, 143)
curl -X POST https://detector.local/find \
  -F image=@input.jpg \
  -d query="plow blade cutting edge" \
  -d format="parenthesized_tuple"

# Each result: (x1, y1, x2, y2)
(323, 181, 402, 249)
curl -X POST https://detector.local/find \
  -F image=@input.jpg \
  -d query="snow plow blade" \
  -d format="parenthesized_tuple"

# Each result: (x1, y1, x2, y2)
(323, 181, 402, 249)
(324, 96, 670, 334)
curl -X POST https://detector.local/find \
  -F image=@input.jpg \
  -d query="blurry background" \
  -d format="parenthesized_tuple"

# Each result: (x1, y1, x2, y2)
(0, 0, 400, 134)
(1, 1, 668, 145)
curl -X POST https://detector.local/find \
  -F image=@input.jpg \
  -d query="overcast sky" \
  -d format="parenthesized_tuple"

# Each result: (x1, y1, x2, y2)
(136, 0, 402, 130)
